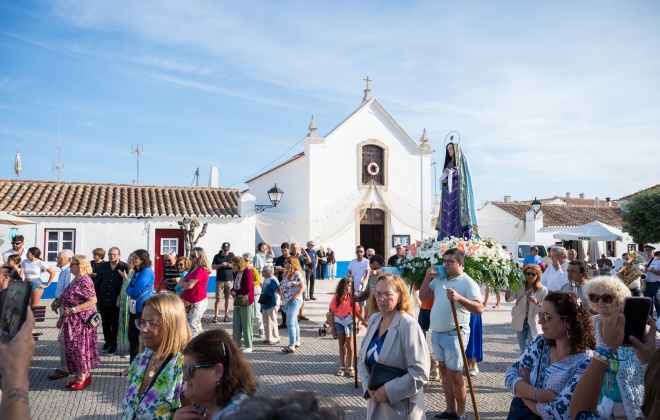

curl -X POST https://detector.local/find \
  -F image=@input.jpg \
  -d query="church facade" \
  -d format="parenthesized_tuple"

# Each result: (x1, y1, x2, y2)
(246, 89, 434, 271)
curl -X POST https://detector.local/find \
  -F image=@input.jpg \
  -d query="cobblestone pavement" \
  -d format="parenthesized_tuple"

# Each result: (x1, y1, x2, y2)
(28, 281, 519, 419)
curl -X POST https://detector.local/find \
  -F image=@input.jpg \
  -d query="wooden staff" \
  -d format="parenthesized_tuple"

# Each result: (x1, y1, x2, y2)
(351, 288, 359, 388)
(450, 300, 480, 420)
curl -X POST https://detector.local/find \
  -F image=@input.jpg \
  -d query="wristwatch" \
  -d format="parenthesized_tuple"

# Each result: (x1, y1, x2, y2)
(72, 307, 78, 314)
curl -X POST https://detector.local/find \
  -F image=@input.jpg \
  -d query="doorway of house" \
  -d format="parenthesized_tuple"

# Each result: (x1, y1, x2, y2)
(154, 228, 185, 291)
(360, 209, 385, 257)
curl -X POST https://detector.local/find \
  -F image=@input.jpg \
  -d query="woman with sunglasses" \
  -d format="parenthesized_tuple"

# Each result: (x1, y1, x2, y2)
(174, 329, 258, 419)
(122, 293, 191, 419)
(178, 247, 211, 338)
(505, 291, 595, 420)
(506, 264, 548, 353)
(581, 276, 660, 420)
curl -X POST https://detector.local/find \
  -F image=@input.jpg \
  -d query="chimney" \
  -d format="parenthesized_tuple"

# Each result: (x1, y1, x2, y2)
(208, 166, 219, 188)
(566, 192, 571, 198)
(606, 197, 611, 207)
(594, 197, 600, 206)
(504, 195, 512, 203)
(579, 193, 585, 199)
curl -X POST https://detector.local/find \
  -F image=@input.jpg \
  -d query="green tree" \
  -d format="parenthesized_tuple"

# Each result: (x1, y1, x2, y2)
(621, 189, 660, 244)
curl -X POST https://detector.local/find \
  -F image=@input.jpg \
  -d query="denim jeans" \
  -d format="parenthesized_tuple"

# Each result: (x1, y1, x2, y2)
(516, 321, 532, 354)
(644, 281, 660, 319)
(285, 298, 302, 347)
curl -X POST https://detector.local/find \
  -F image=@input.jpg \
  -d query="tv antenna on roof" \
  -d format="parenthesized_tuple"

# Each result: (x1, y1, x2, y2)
(132, 144, 143, 185)
(52, 117, 63, 182)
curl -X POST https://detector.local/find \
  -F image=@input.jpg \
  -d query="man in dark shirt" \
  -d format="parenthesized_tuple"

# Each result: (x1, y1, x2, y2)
(387, 245, 406, 267)
(211, 242, 235, 323)
(304, 241, 318, 301)
(273, 242, 290, 328)
(156, 251, 179, 293)
(94, 247, 128, 355)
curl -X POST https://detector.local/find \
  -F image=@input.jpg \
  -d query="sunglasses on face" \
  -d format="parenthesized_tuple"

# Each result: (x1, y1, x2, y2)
(182, 363, 214, 378)
(588, 294, 614, 304)
(537, 311, 568, 322)
(524, 272, 537, 277)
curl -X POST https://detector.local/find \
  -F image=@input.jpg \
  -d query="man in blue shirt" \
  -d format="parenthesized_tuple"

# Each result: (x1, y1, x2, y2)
(304, 241, 318, 301)
(522, 246, 543, 266)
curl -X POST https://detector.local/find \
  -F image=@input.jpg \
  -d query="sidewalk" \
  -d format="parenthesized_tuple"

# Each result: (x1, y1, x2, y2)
(27, 280, 519, 419)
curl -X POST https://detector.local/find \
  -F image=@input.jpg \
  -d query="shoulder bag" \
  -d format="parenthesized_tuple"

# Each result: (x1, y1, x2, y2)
(234, 295, 249, 306)
(368, 362, 407, 390)
(258, 293, 272, 306)
(86, 311, 102, 328)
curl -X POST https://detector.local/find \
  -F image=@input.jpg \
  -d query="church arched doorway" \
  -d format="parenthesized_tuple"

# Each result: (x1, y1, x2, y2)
(360, 209, 385, 257)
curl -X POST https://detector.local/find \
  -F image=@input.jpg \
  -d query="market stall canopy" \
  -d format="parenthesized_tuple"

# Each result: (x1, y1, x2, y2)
(0, 212, 37, 226)
(553, 221, 624, 241)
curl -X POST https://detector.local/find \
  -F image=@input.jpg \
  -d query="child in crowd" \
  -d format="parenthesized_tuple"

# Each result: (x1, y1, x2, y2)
(324, 277, 366, 378)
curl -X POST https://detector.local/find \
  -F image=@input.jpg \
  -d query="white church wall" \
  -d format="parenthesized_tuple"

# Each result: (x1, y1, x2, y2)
(477, 203, 526, 242)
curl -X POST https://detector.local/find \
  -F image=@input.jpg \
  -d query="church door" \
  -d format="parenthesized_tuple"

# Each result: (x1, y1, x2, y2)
(360, 209, 385, 257)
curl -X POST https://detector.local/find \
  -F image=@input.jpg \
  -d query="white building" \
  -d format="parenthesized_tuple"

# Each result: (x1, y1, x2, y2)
(246, 89, 434, 274)
(0, 178, 256, 297)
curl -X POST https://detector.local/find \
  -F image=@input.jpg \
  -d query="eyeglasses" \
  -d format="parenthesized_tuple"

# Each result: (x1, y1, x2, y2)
(182, 363, 214, 378)
(537, 311, 568, 322)
(356, 251, 364, 254)
(524, 272, 537, 277)
(176, 263, 184, 267)
(443, 259, 457, 265)
(135, 319, 162, 331)
(588, 294, 614, 304)
(11, 242, 22, 245)
(70, 262, 79, 266)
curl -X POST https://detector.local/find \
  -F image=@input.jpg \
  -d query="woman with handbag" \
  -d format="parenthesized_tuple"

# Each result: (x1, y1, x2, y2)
(122, 293, 191, 419)
(357, 272, 430, 419)
(178, 247, 211, 338)
(59, 254, 100, 391)
(259, 264, 281, 345)
(230, 256, 255, 353)
(506, 264, 548, 354)
(125, 249, 155, 363)
(505, 291, 595, 420)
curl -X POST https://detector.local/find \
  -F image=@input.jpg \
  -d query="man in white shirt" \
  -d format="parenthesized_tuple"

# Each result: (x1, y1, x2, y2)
(643, 247, 660, 319)
(1, 235, 28, 264)
(347, 245, 370, 322)
(541, 247, 569, 291)
(48, 249, 74, 380)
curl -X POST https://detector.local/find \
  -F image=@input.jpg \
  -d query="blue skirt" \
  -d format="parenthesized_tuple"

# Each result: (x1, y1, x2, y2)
(465, 313, 483, 362)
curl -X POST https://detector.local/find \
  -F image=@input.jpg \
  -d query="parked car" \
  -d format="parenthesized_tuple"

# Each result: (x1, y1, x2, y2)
(500, 242, 548, 268)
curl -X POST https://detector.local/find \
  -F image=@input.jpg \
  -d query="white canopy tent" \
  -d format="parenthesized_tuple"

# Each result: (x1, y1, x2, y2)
(553, 221, 629, 263)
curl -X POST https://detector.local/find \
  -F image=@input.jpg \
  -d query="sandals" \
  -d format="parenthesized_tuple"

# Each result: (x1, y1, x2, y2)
(346, 367, 355, 377)
(282, 346, 295, 354)
(224, 315, 230, 322)
(295, 342, 301, 348)
(336, 367, 346, 377)
(213, 316, 218, 323)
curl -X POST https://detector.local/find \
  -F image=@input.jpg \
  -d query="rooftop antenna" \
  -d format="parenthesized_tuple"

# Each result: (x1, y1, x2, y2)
(52, 117, 63, 182)
(132, 144, 143, 184)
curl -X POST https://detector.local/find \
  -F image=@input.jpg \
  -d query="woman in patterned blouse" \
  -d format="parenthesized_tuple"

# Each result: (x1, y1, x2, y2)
(505, 291, 595, 420)
(122, 293, 191, 419)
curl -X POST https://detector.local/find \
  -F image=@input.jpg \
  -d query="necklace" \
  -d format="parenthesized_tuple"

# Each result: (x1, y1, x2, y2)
(552, 347, 570, 363)
(202, 406, 220, 418)
(148, 356, 164, 378)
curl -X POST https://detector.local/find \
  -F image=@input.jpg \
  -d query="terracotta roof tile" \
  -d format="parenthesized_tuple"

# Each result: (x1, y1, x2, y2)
(0, 179, 239, 218)
(618, 184, 660, 201)
(490, 202, 622, 228)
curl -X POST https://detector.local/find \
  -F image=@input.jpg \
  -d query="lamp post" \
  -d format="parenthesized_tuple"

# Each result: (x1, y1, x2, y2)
(255, 184, 284, 213)
(531, 197, 542, 219)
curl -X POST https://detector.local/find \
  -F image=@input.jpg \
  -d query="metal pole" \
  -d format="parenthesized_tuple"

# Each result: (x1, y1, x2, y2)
(450, 300, 480, 420)
(352, 290, 358, 388)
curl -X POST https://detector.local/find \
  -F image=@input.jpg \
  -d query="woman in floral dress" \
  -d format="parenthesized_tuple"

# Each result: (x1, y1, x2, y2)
(122, 293, 191, 419)
(60, 254, 100, 390)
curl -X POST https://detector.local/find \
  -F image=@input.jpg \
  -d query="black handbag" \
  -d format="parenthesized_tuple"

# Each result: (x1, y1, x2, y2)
(234, 295, 249, 306)
(86, 311, 102, 328)
(507, 397, 541, 420)
(368, 361, 407, 390)
(258, 294, 272, 306)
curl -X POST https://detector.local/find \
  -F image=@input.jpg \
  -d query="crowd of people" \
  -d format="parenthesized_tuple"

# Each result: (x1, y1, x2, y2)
(2, 233, 660, 420)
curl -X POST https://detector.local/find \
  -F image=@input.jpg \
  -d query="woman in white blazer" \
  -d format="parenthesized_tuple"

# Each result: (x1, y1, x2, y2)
(505, 263, 548, 353)
(357, 273, 430, 420)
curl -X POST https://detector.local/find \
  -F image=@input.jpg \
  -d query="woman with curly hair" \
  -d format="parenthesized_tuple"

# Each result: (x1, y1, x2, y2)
(581, 276, 660, 419)
(505, 291, 595, 419)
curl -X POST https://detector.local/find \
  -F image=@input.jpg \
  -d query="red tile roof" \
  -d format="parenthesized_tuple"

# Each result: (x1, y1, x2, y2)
(618, 184, 660, 201)
(517, 196, 619, 207)
(490, 202, 623, 228)
(0, 180, 239, 218)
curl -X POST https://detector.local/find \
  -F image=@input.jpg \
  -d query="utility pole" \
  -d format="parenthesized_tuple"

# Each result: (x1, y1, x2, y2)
(195, 167, 200, 187)
(132, 144, 143, 184)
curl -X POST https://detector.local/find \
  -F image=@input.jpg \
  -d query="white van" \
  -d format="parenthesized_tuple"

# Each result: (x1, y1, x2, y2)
(500, 242, 549, 268)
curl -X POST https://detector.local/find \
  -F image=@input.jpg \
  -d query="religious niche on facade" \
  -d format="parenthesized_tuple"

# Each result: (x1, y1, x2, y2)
(362, 145, 384, 185)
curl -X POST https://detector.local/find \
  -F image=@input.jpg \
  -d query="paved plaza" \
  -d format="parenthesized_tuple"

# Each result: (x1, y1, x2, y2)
(28, 280, 521, 419)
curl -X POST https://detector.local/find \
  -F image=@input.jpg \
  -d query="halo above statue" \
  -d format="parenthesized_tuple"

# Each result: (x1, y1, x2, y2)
(444, 131, 461, 148)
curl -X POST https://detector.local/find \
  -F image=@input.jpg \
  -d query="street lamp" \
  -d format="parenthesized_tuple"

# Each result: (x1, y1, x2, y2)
(531, 197, 542, 219)
(255, 184, 284, 213)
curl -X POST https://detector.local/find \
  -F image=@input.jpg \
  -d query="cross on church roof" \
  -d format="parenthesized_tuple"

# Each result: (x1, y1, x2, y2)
(364, 76, 371, 90)
(362, 75, 373, 102)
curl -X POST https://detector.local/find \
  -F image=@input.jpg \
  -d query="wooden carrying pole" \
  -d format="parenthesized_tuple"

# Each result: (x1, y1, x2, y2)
(352, 292, 358, 388)
(450, 300, 480, 420)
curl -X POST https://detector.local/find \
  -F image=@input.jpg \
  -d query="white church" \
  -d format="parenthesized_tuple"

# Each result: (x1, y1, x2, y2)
(246, 84, 434, 274)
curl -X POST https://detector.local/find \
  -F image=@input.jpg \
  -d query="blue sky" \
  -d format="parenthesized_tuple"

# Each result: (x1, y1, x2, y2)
(1, 1, 658, 206)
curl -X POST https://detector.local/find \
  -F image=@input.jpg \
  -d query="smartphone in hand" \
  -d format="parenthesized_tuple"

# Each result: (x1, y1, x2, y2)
(622, 296, 652, 345)
(0, 280, 32, 343)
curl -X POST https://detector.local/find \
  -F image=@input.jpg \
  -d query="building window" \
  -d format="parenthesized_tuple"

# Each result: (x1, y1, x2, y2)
(161, 238, 179, 255)
(45, 229, 75, 262)
(362, 145, 384, 185)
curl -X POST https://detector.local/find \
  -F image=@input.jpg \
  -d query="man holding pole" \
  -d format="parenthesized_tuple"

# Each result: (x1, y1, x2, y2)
(419, 248, 483, 420)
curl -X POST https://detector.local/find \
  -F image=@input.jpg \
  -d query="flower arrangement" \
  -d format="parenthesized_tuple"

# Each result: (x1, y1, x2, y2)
(396, 236, 524, 290)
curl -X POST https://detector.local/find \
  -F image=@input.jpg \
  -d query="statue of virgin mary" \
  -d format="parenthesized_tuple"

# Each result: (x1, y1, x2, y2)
(435, 139, 479, 240)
